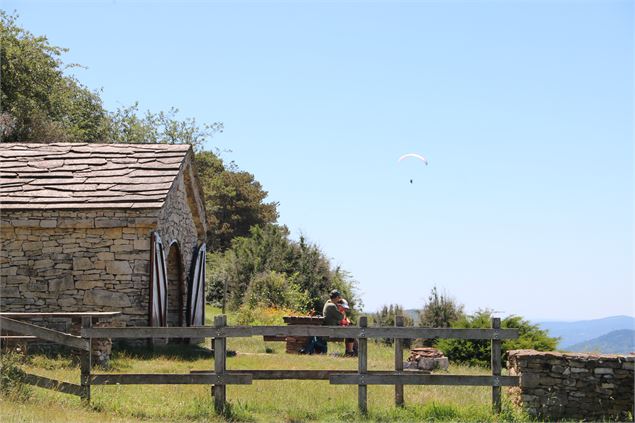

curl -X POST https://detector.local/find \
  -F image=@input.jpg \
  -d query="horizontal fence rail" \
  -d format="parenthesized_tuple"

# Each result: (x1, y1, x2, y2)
(91, 373, 253, 385)
(329, 373, 519, 386)
(82, 325, 518, 340)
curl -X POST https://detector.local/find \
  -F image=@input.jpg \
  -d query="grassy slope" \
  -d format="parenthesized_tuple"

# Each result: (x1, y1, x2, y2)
(1, 307, 527, 422)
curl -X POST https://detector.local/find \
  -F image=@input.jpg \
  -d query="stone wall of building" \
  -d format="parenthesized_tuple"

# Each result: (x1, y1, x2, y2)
(156, 171, 199, 276)
(0, 209, 158, 328)
(507, 349, 634, 421)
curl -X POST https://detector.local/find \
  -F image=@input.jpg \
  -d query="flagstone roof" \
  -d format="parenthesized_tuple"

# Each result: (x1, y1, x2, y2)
(0, 143, 192, 210)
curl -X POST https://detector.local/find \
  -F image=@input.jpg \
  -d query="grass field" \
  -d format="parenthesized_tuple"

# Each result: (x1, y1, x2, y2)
(1, 307, 528, 422)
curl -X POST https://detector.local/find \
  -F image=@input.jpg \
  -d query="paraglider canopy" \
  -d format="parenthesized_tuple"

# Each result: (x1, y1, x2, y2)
(398, 153, 428, 165)
(398, 153, 428, 184)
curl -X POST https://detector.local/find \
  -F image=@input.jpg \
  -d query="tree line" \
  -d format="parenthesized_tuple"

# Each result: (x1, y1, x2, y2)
(371, 286, 558, 366)
(0, 12, 357, 315)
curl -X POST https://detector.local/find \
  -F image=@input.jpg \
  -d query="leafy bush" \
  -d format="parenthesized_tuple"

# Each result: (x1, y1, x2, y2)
(243, 271, 310, 311)
(436, 309, 559, 367)
(235, 305, 301, 326)
(0, 352, 31, 400)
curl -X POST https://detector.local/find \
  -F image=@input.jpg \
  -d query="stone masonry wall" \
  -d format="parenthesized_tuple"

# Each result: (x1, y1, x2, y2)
(156, 171, 200, 325)
(0, 209, 158, 328)
(156, 172, 199, 277)
(507, 349, 634, 421)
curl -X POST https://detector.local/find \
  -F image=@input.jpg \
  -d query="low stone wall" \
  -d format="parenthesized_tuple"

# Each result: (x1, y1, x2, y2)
(507, 349, 634, 421)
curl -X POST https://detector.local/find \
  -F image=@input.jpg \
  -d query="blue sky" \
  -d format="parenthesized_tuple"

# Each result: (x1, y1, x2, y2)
(4, 0, 633, 320)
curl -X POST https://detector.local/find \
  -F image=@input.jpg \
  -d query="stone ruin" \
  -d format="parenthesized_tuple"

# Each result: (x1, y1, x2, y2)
(507, 349, 634, 421)
(404, 347, 449, 371)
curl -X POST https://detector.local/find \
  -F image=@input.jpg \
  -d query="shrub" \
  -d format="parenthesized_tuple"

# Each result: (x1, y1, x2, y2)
(235, 305, 302, 326)
(243, 271, 310, 311)
(371, 304, 415, 346)
(419, 286, 464, 328)
(436, 309, 559, 367)
(0, 352, 31, 400)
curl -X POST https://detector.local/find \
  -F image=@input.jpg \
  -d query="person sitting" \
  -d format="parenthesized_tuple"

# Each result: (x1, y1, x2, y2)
(322, 290, 357, 356)
(337, 299, 357, 357)
(323, 289, 344, 326)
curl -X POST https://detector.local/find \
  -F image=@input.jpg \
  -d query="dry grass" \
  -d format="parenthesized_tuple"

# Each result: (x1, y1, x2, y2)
(0, 307, 528, 422)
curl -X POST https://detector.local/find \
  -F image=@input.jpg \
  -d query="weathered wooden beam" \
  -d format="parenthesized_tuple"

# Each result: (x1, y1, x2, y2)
(394, 315, 404, 407)
(80, 317, 92, 403)
(0, 317, 89, 351)
(83, 325, 519, 340)
(491, 317, 502, 414)
(214, 315, 227, 414)
(330, 373, 519, 386)
(191, 369, 358, 380)
(22, 373, 83, 396)
(358, 316, 368, 414)
(90, 373, 252, 385)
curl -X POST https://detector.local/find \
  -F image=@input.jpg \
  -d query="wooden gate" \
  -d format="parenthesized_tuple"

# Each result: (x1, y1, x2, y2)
(149, 232, 168, 327)
(187, 242, 206, 326)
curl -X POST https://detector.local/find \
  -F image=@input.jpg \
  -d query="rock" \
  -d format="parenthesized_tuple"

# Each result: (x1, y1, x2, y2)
(106, 260, 132, 275)
(84, 289, 131, 307)
(73, 257, 93, 270)
(50, 275, 74, 291)
(96, 252, 114, 261)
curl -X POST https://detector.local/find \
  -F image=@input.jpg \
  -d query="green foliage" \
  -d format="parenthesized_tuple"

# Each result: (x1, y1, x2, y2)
(1, 12, 109, 143)
(194, 151, 279, 251)
(206, 224, 360, 316)
(371, 304, 415, 346)
(419, 286, 465, 328)
(243, 271, 309, 311)
(0, 352, 31, 400)
(235, 304, 300, 326)
(106, 103, 222, 151)
(436, 309, 559, 367)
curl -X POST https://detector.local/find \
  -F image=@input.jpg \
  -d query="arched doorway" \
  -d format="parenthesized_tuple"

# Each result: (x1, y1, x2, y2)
(166, 241, 185, 327)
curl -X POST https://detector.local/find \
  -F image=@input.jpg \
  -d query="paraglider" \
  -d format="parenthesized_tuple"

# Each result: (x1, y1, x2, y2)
(398, 153, 428, 165)
(398, 153, 428, 184)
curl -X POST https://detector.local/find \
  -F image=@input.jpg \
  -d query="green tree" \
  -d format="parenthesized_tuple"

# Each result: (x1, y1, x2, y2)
(106, 103, 222, 150)
(436, 309, 559, 367)
(371, 304, 415, 346)
(0, 12, 109, 143)
(419, 286, 465, 328)
(205, 224, 360, 315)
(195, 151, 279, 251)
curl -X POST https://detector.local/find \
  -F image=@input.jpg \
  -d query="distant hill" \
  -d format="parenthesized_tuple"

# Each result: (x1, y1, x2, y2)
(536, 315, 635, 349)
(565, 329, 635, 354)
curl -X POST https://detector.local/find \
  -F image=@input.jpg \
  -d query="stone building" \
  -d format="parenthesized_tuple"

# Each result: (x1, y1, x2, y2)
(0, 143, 208, 329)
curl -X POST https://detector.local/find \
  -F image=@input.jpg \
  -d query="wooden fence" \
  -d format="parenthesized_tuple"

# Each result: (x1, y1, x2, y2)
(1, 314, 519, 414)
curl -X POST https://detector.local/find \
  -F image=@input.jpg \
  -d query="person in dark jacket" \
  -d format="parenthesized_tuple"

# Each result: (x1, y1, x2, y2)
(322, 289, 357, 356)
(323, 289, 344, 326)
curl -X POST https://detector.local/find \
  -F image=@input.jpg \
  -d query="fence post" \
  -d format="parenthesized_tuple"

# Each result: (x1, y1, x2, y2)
(80, 317, 92, 404)
(394, 315, 404, 407)
(358, 315, 368, 414)
(491, 317, 501, 414)
(213, 315, 227, 414)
